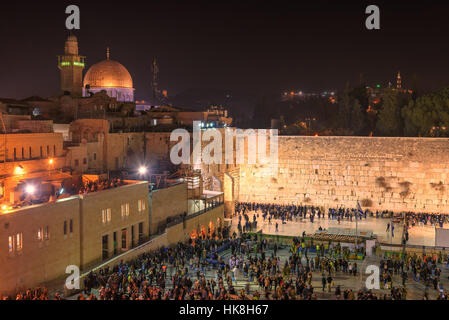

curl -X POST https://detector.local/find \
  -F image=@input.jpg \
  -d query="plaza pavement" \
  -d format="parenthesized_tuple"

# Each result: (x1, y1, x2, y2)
(229, 211, 437, 246)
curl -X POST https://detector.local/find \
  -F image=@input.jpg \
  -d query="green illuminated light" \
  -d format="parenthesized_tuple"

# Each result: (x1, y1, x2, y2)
(376, 84, 380, 88)
(60, 61, 85, 67)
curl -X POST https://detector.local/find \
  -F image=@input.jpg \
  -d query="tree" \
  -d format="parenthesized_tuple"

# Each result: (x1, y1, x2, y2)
(401, 87, 449, 137)
(336, 86, 365, 135)
(252, 97, 272, 128)
(350, 99, 365, 135)
(376, 89, 402, 136)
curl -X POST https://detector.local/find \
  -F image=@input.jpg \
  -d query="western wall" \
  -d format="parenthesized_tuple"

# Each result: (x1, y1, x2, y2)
(237, 136, 449, 213)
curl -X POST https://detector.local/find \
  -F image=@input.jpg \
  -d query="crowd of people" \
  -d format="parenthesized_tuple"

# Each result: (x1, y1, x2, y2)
(5, 232, 449, 300)
(235, 202, 448, 230)
(404, 212, 449, 228)
(5, 201, 449, 300)
(77, 177, 126, 195)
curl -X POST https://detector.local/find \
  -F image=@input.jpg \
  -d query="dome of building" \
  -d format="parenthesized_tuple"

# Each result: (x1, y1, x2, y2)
(82, 48, 134, 102)
(83, 59, 133, 89)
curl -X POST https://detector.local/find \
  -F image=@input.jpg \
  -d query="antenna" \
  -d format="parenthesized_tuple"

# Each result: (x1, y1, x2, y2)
(152, 57, 160, 104)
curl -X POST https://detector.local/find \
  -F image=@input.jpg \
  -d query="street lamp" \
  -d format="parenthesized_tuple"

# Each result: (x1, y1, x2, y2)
(25, 184, 35, 195)
(138, 166, 147, 175)
(14, 165, 24, 175)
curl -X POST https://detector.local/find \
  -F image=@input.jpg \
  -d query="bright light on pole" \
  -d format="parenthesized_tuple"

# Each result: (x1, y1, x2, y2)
(14, 166, 24, 175)
(25, 185, 35, 195)
(138, 166, 147, 175)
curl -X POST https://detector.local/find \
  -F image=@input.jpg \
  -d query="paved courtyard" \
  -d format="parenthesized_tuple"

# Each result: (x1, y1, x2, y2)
(229, 211, 438, 246)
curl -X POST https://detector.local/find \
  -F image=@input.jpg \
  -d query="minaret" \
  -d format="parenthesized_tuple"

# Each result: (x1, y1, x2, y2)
(58, 33, 85, 96)
(396, 71, 402, 90)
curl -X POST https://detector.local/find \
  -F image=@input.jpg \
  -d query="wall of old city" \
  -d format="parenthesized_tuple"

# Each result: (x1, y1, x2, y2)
(106, 132, 145, 171)
(79, 181, 150, 270)
(0, 197, 81, 296)
(238, 136, 449, 213)
(0, 133, 64, 161)
(150, 182, 188, 234)
(166, 205, 224, 244)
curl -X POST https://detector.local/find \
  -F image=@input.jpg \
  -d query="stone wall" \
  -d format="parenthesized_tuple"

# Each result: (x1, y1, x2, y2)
(0, 197, 81, 296)
(166, 205, 225, 244)
(79, 181, 150, 270)
(239, 136, 449, 213)
(150, 183, 188, 234)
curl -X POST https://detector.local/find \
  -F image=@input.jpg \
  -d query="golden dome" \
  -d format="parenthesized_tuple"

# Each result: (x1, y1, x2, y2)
(83, 59, 133, 89)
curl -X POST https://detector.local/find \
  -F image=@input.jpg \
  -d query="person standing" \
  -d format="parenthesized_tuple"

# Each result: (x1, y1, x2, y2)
(321, 274, 326, 292)
(327, 274, 333, 293)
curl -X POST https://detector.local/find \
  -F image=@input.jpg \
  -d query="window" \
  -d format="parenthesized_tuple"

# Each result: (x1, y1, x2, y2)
(37, 227, 43, 241)
(138, 222, 143, 244)
(29, 146, 32, 159)
(44, 226, 50, 240)
(69, 219, 73, 233)
(74, 159, 79, 166)
(8, 236, 13, 253)
(93, 153, 97, 161)
(63, 221, 67, 235)
(21, 147, 24, 159)
(9, 233, 22, 252)
(47, 145, 49, 156)
(53, 145, 56, 156)
(83, 158, 87, 165)
(138, 199, 146, 212)
(40, 146, 43, 158)
(121, 203, 129, 217)
(16, 233, 23, 251)
(13, 148, 16, 161)
(102, 208, 111, 224)
(121, 228, 127, 249)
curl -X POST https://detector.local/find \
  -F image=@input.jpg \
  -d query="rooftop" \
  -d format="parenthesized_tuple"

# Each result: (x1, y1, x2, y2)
(0, 173, 145, 215)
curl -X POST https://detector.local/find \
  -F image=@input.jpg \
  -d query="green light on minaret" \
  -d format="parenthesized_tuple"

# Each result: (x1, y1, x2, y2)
(60, 61, 84, 67)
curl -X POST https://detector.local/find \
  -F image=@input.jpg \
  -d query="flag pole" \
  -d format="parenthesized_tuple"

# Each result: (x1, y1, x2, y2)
(355, 208, 358, 249)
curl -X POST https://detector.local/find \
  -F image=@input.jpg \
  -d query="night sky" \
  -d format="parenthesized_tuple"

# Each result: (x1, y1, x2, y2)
(1, 0, 449, 101)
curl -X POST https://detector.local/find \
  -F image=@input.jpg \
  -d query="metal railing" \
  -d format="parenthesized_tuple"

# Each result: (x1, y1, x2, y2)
(165, 202, 224, 228)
